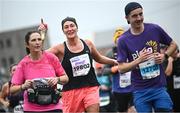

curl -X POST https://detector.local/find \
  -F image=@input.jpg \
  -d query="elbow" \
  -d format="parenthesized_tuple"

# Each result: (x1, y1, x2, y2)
(165, 72, 172, 76)
(60, 75, 69, 85)
(64, 76, 69, 84)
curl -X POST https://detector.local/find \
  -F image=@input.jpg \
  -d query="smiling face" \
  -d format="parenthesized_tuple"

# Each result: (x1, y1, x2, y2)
(62, 21, 78, 39)
(26, 32, 43, 53)
(126, 8, 144, 29)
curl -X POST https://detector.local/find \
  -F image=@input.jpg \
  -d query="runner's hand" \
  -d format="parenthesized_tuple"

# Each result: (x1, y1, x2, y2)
(22, 80, 33, 90)
(38, 18, 48, 31)
(153, 52, 164, 64)
(138, 48, 153, 63)
(47, 77, 58, 87)
(3, 101, 10, 108)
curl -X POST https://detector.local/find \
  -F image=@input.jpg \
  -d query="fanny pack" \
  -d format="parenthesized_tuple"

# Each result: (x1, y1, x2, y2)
(27, 85, 61, 105)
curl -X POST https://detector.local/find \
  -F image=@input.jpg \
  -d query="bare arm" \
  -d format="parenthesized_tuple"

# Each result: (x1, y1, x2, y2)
(118, 48, 152, 73)
(165, 41, 177, 57)
(10, 80, 32, 94)
(0, 83, 10, 107)
(85, 40, 117, 65)
(118, 59, 141, 73)
(58, 74, 69, 85)
(10, 84, 22, 95)
(165, 57, 174, 76)
(47, 74, 69, 87)
(46, 44, 64, 61)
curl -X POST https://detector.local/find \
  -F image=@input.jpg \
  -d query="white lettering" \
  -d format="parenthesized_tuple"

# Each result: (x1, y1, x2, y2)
(131, 47, 153, 60)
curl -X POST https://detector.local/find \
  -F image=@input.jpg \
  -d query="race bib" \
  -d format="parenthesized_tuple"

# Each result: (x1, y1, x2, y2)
(173, 75, 180, 89)
(119, 71, 131, 88)
(139, 58, 160, 79)
(100, 96, 110, 107)
(70, 54, 91, 77)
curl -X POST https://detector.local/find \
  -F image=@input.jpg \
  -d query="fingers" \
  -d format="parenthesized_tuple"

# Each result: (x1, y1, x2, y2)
(139, 48, 153, 62)
(23, 80, 33, 90)
(153, 52, 164, 64)
(47, 77, 58, 87)
(38, 18, 48, 31)
(41, 18, 44, 24)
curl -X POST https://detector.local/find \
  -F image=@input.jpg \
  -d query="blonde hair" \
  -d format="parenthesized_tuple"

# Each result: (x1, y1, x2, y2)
(113, 27, 124, 44)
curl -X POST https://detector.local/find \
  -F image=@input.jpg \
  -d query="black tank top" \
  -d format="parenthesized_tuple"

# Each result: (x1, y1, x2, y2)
(62, 39, 99, 91)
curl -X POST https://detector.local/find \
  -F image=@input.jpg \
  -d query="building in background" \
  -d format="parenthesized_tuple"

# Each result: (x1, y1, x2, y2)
(94, 29, 115, 55)
(93, 27, 127, 55)
(0, 26, 50, 83)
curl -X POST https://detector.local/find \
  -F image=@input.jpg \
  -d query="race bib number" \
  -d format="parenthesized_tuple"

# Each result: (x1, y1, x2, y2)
(173, 75, 180, 89)
(119, 71, 131, 88)
(139, 58, 160, 79)
(100, 96, 110, 107)
(70, 54, 91, 77)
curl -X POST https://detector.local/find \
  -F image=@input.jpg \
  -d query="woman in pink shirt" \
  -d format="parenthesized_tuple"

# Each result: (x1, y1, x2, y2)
(10, 31, 69, 112)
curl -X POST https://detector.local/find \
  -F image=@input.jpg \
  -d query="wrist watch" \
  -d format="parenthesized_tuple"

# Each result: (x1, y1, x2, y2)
(57, 77, 61, 84)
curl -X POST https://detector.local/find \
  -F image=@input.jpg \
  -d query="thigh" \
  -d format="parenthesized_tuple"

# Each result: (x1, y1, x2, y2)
(62, 89, 85, 112)
(154, 89, 173, 112)
(84, 86, 100, 112)
(173, 90, 180, 112)
(133, 90, 152, 112)
(113, 92, 132, 112)
(134, 101, 152, 112)
(86, 103, 99, 112)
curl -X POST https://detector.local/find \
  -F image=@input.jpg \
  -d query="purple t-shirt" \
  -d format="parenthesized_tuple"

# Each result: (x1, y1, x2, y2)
(117, 23, 172, 91)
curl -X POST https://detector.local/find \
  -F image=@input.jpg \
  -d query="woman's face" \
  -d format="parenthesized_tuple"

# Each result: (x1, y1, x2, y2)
(26, 32, 43, 53)
(10, 65, 17, 76)
(63, 21, 78, 39)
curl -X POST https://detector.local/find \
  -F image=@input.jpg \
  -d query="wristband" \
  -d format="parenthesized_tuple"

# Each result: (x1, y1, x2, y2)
(57, 77, 61, 84)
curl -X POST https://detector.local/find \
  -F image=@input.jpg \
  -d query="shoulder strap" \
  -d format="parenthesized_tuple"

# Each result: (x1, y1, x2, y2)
(8, 81, 11, 96)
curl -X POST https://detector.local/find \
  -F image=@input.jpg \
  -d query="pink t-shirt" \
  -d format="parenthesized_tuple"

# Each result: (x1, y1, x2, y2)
(11, 51, 65, 111)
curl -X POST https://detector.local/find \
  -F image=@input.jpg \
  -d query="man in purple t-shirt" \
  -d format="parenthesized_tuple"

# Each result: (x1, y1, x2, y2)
(117, 2, 177, 113)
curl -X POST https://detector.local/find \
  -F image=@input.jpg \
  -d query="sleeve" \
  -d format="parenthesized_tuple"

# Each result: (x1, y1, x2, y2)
(49, 53, 65, 77)
(117, 37, 128, 63)
(11, 61, 25, 85)
(155, 24, 172, 45)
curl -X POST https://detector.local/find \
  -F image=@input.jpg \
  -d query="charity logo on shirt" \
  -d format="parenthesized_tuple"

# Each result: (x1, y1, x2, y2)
(70, 54, 91, 77)
(131, 40, 160, 79)
(119, 71, 131, 88)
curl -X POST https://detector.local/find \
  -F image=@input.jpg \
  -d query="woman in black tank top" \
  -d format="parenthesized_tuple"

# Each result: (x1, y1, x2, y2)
(40, 17, 117, 113)
(0, 64, 23, 112)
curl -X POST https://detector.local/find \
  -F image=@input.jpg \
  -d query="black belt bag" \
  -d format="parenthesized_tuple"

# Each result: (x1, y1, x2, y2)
(27, 86, 60, 105)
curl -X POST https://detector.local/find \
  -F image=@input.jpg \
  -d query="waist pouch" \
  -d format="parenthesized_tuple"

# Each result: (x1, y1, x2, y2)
(27, 85, 61, 105)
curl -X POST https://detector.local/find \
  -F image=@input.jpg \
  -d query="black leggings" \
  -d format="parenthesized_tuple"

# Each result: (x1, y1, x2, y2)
(24, 109, 62, 113)
(113, 92, 133, 112)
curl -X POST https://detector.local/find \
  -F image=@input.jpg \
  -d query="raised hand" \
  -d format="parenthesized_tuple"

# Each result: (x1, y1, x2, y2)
(38, 18, 48, 31)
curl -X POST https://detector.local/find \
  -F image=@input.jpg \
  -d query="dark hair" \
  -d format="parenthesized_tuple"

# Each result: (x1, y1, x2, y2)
(25, 31, 40, 54)
(125, 2, 143, 24)
(61, 17, 78, 30)
(125, 2, 143, 16)
(9, 63, 17, 72)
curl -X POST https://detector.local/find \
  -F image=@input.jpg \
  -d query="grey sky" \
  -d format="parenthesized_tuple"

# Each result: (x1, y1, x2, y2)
(0, 0, 180, 46)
